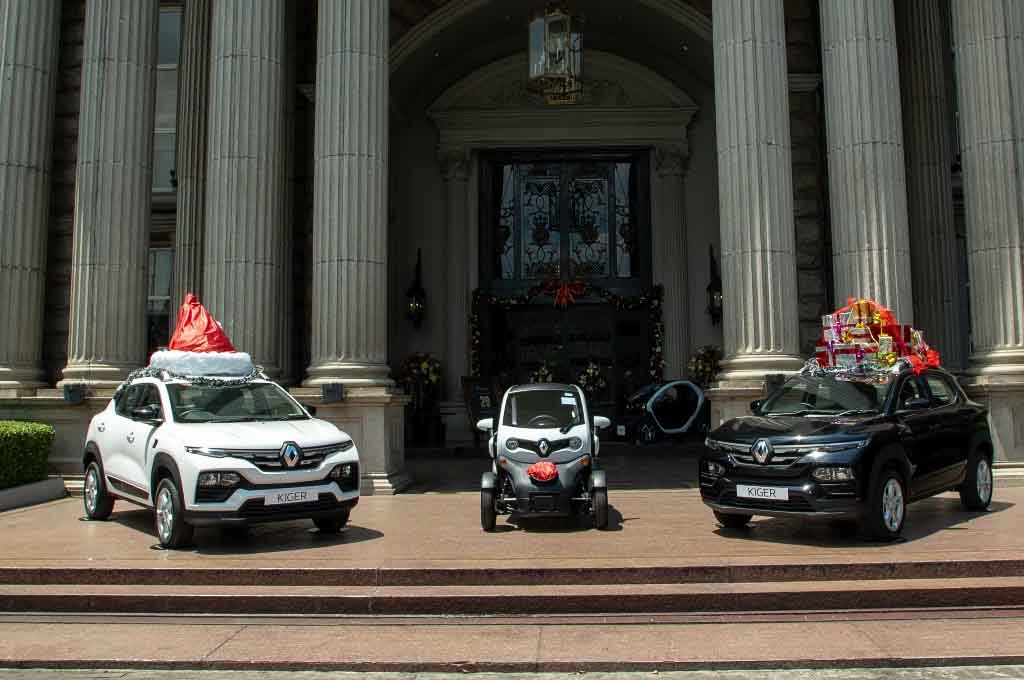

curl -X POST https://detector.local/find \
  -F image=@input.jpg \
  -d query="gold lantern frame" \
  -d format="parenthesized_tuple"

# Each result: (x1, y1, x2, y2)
(527, 4, 584, 105)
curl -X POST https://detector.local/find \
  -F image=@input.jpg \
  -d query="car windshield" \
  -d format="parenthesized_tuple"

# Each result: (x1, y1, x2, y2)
(628, 384, 662, 404)
(165, 382, 308, 423)
(760, 374, 893, 415)
(503, 389, 583, 430)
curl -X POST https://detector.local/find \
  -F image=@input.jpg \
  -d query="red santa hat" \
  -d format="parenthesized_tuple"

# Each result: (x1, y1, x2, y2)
(148, 294, 255, 377)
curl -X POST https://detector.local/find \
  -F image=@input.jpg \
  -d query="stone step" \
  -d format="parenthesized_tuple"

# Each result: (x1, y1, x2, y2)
(2, 577, 1023, 616)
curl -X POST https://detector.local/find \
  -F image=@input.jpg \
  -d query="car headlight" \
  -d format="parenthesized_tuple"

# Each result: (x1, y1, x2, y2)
(198, 471, 241, 487)
(185, 446, 227, 458)
(703, 460, 726, 476)
(569, 437, 583, 450)
(704, 437, 719, 451)
(812, 466, 855, 482)
(505, 438, 519, 451)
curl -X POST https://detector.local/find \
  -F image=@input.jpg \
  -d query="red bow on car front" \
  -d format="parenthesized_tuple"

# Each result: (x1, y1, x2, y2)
(527, 460, 558, 482)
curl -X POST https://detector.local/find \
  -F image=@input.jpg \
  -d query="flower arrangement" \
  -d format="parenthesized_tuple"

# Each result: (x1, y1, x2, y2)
(688, 345, 722, 389)
(577, 361, 608, 395)
(397, 353, 443, 413)
(530, 361, 555, 384)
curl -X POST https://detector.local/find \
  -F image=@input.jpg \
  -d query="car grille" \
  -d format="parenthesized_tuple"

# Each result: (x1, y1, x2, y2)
(201, 441, 353, 471)
(519, 438, 574, 455)
(237, 493, 340, 518)
(729, 450, 803, 467)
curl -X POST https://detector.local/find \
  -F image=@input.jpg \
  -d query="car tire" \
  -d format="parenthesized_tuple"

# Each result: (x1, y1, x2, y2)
(592, 487, 609, 530)
(481, 487, 497, 532)
(960, 448, 993, 511)
(154, 477, 194, 549)
(713, 510, 751, 529)
(313, 509, 350, 533)
(83, 460, 114, 520)
(863, 465, 906, 541)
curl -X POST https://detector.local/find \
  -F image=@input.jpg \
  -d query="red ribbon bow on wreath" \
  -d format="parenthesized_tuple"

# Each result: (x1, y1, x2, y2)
(541, 279, 587, 308)
(527, 460, 558, 482)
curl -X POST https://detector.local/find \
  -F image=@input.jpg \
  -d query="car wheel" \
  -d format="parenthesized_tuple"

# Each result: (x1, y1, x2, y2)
(154, 477, 194, 549)
(592, 487, 609, 530)
(481, 487, 497, 532)
(713, 510, 751, 529)
(864, 466, 906, 541)
(960, 449, 993, 511)
(313, 509, 350, 533)
(83, 460, 114, 520)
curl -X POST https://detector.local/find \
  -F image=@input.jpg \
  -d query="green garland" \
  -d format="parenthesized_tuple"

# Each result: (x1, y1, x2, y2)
(469, 282, 665, 380)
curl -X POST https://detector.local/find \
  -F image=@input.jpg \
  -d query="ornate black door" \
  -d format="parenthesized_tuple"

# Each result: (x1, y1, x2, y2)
(477, 152, 654, 412)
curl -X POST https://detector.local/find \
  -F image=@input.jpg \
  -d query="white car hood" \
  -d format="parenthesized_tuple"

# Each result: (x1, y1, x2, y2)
(168, 418, 348, 450)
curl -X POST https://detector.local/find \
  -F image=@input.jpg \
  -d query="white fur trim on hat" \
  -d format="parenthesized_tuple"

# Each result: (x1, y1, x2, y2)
(149, 350, 255, 377)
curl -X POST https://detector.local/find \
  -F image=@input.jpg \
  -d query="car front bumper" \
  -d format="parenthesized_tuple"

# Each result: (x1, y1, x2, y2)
(183, 491, 358, 526)
(699, 471, 864, 519)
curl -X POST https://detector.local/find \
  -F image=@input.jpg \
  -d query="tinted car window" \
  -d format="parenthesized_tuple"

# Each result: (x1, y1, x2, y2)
(115, 385, 144, 417)
(896, 378, 926, 410)
(136, 385, 163, 418)
(925, 374, 957, 406)
(503, 389, 583, 429)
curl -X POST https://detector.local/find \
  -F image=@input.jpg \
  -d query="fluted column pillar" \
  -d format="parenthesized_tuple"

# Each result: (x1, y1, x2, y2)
(172, 0, 210, 306)
(441, 149, 470, 398)
(897, 0, 964, 370)
(0, 0, 61, 394)
(61, 0, 159, 387)
(653, 144, 690, 378)
(950, 0, 1024, 379)
(821, 0, 914, 320)
(713, 0, 803, 385)
(203, 0, 285, 376)
(305, 0, 389, 386)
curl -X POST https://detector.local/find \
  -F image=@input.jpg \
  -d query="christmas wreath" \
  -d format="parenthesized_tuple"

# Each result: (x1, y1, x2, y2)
(687, 345, 722, 389)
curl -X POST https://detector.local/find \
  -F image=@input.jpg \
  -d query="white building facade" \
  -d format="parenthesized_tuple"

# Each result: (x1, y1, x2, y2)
(0, 0, 1022, 489)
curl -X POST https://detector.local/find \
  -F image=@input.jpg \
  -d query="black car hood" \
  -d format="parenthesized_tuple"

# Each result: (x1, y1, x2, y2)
(714, 414, 880, 443)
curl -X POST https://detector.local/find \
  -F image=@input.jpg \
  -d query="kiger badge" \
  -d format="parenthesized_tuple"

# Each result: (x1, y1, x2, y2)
(751, 439, 772, 465)
(280, 442, 303, 468)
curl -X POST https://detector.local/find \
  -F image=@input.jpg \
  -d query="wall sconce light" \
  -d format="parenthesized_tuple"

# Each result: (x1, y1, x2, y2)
(406, 248, 427, 329)
(706, 244, 723, 327)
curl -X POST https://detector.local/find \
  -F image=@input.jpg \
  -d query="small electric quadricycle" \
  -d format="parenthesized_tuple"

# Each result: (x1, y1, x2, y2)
(477, 383, 612, 531)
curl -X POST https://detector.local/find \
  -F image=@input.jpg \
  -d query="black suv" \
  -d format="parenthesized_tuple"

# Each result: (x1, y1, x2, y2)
(700, 368, 994, 540)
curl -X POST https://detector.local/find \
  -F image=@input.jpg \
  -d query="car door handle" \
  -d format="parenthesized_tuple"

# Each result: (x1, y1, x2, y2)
(126, 433, 135, 444)
(97, 423, 106, 433)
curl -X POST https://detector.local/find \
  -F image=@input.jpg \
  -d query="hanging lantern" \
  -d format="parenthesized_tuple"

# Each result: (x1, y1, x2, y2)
(706, 244, 723, 327)
(406, 248, 427, 329)
(527, 4, 583, 105)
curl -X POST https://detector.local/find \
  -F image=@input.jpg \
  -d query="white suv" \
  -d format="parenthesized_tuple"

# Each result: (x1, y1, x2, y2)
(82, 376, 360, 548)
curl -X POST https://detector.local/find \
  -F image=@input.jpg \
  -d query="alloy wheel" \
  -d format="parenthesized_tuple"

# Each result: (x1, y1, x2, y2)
(156, 486, 174, 543)
(882, 477, 904, 532)
(84, 467, 98, 514)
(977, 458, 993, 505)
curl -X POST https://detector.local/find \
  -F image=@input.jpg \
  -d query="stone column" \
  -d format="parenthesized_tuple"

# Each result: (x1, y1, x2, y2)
(203, 0, 285, 376)
(951, 0, 1024, 461)
(61, 0, 159, 387)
(0, 0, 61, 395)
(171, 0, 210, 306)
(713, 0, 804, 395)
(305, 0, 390, 387)
(440, 148, 470, 399)
(821, 0, 914, 320)
(896, 0, 964, 370)
(653, 144, 690, 378)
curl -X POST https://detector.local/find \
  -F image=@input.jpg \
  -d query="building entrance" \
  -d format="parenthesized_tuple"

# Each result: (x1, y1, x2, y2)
(476, 151, 656, 415)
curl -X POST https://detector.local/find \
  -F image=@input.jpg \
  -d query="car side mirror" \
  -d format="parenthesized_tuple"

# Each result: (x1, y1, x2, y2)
(132, 405, 162, 423)
(593, 415, 611, 430)
(476, 418, 493, 433)
(903, 397, 931, 411)
(303, 403, 317, 417)
(750, 399, 763, 414)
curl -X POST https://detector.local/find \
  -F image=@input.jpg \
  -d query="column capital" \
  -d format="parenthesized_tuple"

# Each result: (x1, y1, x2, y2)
(439, 146, 471, 182)
(655, 143, 689, 178)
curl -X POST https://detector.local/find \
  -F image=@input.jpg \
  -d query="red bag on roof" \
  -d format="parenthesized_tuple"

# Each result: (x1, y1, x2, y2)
(167, 294, 236, 353)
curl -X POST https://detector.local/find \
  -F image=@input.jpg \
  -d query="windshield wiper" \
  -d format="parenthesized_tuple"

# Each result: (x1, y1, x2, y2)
(261, 414, 308, 421)
(763, 409, 834, 417)
(833, 408, 879, 417)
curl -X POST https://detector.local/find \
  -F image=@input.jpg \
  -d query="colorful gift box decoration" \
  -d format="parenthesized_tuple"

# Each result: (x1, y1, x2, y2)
(814, 297, 938, 372)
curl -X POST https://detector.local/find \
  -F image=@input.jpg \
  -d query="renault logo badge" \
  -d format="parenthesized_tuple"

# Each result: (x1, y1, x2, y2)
(281, 442, 303, 468)
(538, 439, 550, 456)
(751, 439, 772, 465)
